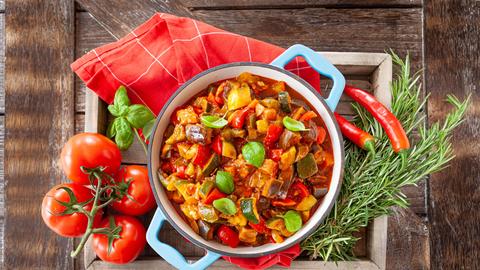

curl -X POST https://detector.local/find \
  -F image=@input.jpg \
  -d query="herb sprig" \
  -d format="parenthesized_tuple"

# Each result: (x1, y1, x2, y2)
(107, 86, 155, 153)
(301, 52, 470, 260)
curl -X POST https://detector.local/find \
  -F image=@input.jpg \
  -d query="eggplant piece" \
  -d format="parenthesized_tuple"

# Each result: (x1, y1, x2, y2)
(198, 220, 215, 240)
(185, 124, 206, 144)
(309, 175, 328, 185)
(278, 91, 292, 113)
(257, 197, 270, 212)
(262, 178, 284, 198)
(312, 186, 328, 198)
(221, 128, 246, 140)
(291, 98, 311, 110)
(277, 166, 294, 199)
(301, 120, 318, 143)
(279, 129, 301, 150)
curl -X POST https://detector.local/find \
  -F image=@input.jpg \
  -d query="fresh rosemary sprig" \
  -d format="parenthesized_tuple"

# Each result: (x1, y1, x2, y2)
(300, 52, 470, 261)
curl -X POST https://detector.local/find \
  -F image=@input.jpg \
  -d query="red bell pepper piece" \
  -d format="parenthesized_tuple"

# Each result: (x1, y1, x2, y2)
(161, 162, 174, 174)
(249, 218, 270, 234)
(299, 111, 317, 122)
(268, 148, 283, 162)
(291, 181, 310, 198)
(271, 198, 297, 207)
(203, 188, 227, 204)
(229, 108, 250, 129)
(217, 225, 240, 248)
(264, 125, 283, 147)
(175, 165, 187, 179)
(316, 126, 327, 145)
(212, 135, 222, 155)
(193, 144, 211, 167)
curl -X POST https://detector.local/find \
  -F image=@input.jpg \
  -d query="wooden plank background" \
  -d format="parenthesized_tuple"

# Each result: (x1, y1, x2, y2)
(2, 0, 478, 269)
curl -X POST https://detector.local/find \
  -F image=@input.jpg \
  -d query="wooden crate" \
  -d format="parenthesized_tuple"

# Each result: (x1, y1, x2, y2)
(83, 52, 392, 270)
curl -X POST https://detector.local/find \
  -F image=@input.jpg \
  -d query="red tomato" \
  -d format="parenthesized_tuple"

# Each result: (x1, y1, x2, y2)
(41, 183, 103, 237)
(217, 225, 240, 248)
(93, 215, 146, 264)
(60, 133, 122, 185)
(112, 166, 156, 216)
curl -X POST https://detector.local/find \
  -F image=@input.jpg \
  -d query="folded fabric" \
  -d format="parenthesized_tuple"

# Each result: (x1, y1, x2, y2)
(71, 13, 319, 115)
(71, 12, 317, 269)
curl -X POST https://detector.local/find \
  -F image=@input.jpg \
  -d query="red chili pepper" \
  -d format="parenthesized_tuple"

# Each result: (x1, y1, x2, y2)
(212, 135, 223, 155)
(229, 108, 250, 128)
(217, 225, 240, 248)
(290, 181, 310, 198)
(249, 218, 270, 234)
(268, 148, 283, 162)
(203, 188, 227, 205)
(271, 198, 297, 207)
(193, 145, 211, 167)
(316, 126, 327, 145)
(264, 125, 283, 147)
(344, 85, 409, 153)
(334, 113, 375, 152)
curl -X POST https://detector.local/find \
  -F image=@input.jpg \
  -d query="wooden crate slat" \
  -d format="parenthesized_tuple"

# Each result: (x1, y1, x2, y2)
(88, 258, 381, 270)
(81, 51, 394, 269)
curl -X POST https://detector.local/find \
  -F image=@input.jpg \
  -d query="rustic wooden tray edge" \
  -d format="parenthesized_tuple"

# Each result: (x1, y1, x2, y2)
(83, 51, 392, 270)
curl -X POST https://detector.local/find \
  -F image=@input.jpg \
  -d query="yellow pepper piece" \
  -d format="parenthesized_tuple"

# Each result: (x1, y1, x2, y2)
(165, 125, 186, 145)
(227, 83, 252, 110)
(256, 119, 269, 134)
(280, 146, 296, 170)
(296, 195, 318, 211)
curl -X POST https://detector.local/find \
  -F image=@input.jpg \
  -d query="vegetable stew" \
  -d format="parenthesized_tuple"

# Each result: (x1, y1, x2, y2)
(158, 72, 334, 247)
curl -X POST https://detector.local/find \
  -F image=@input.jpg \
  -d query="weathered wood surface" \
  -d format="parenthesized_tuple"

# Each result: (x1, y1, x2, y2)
(182, 0, 423, 9)
(3, 0, 75, 269)
(386, 207, 430, 270)
(425, 0, 480, 269)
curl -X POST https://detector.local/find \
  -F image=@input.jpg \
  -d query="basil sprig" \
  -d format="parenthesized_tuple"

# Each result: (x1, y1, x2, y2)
(241, 141, 265, 168)
(283, 210, 302, 232)
(201, 115, 228, 128)
(213, 198, 237, 215)
(283, 116, 309, 131)
(107, 86, 155, 150)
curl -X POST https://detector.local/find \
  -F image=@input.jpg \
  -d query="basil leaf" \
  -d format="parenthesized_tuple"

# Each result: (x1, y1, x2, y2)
(242, 141, 265, 168)
(126, 104, 154, 128)
(283, 210, 302, 232)
(201, 115, 228, 129)
(282, 116, 309, 131)
(213, 198, 237, 215)
(107, 104, 128, 117)
(106, 119, 117, 138)
(142, 118, 156, 140)
(215, 171, 234, 194)
(114, 86, 130, 107)
(114, 117, 134, 150)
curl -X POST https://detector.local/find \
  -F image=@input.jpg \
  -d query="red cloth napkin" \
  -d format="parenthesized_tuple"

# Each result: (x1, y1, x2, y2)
(71, 13, 317, 269)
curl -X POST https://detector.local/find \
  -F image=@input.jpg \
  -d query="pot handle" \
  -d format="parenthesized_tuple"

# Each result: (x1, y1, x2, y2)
(146, 208, 221, 270)
(271, 44, 346, 111)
